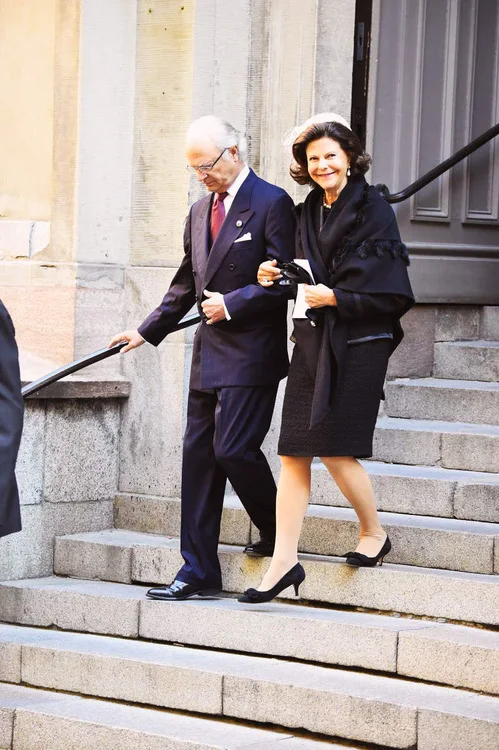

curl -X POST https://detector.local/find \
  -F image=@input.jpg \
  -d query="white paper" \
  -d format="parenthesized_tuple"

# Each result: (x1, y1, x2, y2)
(291, 259, 315, 319)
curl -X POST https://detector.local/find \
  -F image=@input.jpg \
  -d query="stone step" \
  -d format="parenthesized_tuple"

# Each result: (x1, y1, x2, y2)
(114, 464, 499, 544)
(53, 530, 499, 625)
(115, 495, 499, 574)
(312, 461, 499, 522)
(1, 576, 498, 695)
(0, 683, 328, 750)
(116, 463, 499, 531)
(299, 507, 498, 574)
(0, 624, 497, 749)
(434, 340, 499, 382)
(385, 378, 499, 425)
(373, 416, 499, 474)
(481, 306, 499, 340)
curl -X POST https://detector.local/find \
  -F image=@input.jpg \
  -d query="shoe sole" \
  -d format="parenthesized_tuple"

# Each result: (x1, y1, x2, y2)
(243, 550, 274, 558)
(345, 557, 390, 568)
(145, 588, 222, 601)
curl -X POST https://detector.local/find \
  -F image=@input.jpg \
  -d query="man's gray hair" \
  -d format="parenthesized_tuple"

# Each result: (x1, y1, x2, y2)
(186, 115, 248, 162)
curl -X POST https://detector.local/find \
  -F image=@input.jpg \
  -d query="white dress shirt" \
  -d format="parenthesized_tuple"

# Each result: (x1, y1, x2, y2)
(223, 164, 250, 214)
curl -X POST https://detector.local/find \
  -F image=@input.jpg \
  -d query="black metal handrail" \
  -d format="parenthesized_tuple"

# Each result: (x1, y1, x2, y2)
(21, 312, 201, 399)
(377, 123, 499, 204)
(21, 125, 499, 397)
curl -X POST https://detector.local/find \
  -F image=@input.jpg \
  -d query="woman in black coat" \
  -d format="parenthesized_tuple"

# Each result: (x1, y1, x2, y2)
(0, 300, 23, 539)
(239, 119, 414, 603)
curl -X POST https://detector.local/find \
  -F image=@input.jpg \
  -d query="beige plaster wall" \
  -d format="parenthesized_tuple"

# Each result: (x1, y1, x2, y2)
(0, 0, 56, 221)
(0, 262, 76, 366)
(0, 0, 80, 366)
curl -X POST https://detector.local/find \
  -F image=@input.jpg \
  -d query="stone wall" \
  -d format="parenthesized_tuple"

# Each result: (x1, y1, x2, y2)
(0, 381, 129, 580)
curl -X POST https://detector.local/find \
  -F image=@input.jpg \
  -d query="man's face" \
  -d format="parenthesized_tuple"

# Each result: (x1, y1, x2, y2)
(186, 140, 242, 193)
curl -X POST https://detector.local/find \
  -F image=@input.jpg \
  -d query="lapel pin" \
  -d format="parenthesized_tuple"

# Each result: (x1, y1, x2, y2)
(236, 220, 243, 227)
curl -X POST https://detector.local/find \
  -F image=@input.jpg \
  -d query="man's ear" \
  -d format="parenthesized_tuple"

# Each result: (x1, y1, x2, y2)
(229, 145, 239, 160)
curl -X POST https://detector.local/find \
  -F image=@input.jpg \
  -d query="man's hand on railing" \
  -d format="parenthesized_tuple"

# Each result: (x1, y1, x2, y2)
(108, 330, 145, 354)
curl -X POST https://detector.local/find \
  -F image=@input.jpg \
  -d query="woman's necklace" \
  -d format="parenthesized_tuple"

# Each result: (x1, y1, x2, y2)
(319, 197, 332, 232)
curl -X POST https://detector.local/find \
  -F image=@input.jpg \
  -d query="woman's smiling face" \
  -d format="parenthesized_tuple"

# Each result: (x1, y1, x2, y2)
(306, 137, 350, 197)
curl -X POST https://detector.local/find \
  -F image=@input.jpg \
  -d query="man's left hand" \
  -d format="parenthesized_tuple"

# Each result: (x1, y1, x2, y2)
(304, 284, 337, 308)
(202, 290, 227, 324)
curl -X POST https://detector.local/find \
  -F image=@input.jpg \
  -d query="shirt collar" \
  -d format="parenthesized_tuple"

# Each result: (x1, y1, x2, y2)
(227, 164, 250, 198)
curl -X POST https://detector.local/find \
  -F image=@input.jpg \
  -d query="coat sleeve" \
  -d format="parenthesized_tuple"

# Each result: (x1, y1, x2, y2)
(223, 192, 296, 319)
(0, 303, 23, 520)
(138, 211, 198, 346)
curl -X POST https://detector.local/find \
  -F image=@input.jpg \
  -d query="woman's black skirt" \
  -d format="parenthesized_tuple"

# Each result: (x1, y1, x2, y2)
(278, 338, 391, 458)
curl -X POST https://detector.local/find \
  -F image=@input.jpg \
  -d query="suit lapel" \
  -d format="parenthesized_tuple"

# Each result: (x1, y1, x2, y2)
(203, 170, 257, 289)
(192, 195, 212, 284)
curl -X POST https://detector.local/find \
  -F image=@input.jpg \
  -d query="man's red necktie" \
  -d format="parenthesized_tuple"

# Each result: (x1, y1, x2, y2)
(210, 191, 228, 245)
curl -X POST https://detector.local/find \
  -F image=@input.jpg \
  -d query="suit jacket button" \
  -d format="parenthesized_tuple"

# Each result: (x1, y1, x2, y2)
(236, 220, 243, 227)
(229, 263, 235, 271)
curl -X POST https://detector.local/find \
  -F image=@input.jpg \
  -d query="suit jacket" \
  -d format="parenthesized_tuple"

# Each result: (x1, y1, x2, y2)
(0, 300, 23, 538)
(139, 169, 296, 389)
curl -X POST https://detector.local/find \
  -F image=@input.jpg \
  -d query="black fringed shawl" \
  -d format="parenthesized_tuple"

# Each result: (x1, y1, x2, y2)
(293, 174, 414, 428)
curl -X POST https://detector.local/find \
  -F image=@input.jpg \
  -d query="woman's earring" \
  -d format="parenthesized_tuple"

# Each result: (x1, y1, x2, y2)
(347, 167, 351, 177)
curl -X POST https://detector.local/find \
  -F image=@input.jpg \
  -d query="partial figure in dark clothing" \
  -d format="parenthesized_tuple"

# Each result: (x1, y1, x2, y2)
(239, 116, 414, 604)
(0, 300, 23, 539)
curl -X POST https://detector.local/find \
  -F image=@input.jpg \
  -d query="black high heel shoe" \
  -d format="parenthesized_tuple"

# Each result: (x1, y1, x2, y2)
(238, 563, 305, 604)
(344, 535, 391, 568)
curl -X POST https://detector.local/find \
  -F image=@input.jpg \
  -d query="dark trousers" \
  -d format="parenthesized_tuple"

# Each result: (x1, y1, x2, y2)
(177, 384, 278, 588)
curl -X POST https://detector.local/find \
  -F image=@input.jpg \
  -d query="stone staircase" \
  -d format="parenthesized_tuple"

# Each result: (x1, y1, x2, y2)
(0, 309, 498, 749)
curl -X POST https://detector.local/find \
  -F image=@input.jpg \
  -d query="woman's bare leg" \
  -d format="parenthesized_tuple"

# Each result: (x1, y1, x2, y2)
(321, 456, 386, 556)
(257, 455, 313, 591)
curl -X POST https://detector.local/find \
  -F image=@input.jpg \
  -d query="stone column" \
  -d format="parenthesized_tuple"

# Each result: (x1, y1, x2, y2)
(118, 0, 197, 498)
(73, 0, 137, 373)
(258, 0, 355, 198)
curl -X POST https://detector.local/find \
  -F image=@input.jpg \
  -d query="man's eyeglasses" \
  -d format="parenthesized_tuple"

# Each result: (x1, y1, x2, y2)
(186, 148, 227, 175)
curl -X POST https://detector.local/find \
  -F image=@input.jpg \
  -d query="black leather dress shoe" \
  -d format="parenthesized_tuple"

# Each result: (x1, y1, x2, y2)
(243, 538, 275, 558)
(146, 580, 221, 601)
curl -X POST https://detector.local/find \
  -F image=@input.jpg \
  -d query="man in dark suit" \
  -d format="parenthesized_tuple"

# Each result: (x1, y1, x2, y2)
(110, 116, 295, 599)
(0, 300, 23, 539)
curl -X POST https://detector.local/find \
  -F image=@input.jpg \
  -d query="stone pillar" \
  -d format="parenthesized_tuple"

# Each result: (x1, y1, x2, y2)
(258, 0, 355, 199)
(258, 0, 319, 200)
(315, 0, 356, 119)
(73, 0, 137, 373)
(118, 0, 197, 498)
